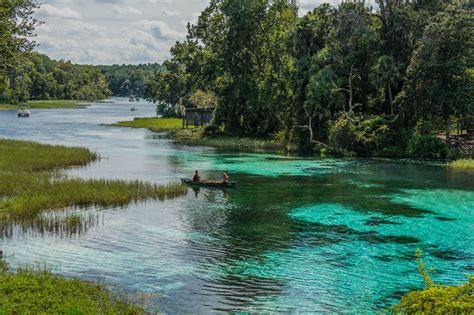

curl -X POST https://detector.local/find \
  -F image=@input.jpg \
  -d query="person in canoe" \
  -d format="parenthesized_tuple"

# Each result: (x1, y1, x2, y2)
(193, 170, 201, 182)
(222, 173, 230, 184)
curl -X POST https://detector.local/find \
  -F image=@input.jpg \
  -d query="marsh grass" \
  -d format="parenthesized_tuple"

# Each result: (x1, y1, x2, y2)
(0, 262, 144, 314)
(0, 138, 187, 232)
(110, 117, 186, 132)
(449, 159, 474, 171)
(1, 211, 101, 238)
(0, 100, 89, 111)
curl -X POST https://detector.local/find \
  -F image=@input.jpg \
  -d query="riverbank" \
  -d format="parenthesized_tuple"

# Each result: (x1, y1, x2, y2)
(0, 138, 187, 224)
(175, 130, 286, 150)
(110, 117, 286, 150)
(0, 260, 143, 314)
(110, 117, 184, 132)
(0, 100, 91, 111)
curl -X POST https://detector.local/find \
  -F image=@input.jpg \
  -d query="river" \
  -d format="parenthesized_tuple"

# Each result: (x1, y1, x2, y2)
(1, 98, 473, 313)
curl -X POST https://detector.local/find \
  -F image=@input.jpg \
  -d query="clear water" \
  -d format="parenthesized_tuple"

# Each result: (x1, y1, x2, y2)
(0, 98, 472, 313)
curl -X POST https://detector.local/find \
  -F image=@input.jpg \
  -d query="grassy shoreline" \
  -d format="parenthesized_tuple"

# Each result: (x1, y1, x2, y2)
(0, 261, 143, 314)
(110, 117, 286, 150)
(110, 117, 185, 132)
(449, 159, 474, 171)
(0, 138, 188, 313)
(0, 100, 91, 111)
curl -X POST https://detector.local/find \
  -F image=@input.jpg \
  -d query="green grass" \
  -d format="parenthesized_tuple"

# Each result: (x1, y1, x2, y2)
(0, 261, 143, 314)
(449, 159, 474, 171)
(0, 100, 90, 111)
(0, 139, 187, 224)
(0, 139, 189, 313)
(110, 118, 286, 150)
(110, 117, 185, 132)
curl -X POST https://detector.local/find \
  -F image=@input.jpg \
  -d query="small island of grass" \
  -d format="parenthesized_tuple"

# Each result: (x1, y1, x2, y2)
(0, 138, 187, 224)
(0, 100, 91, 111)
(0, 138, 188, 313)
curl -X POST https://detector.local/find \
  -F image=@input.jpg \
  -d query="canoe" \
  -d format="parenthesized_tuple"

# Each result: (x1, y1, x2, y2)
(181, 178, 237, 189)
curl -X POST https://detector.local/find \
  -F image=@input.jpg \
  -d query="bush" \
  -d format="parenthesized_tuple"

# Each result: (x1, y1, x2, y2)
(203, 125, 222, 136)
(328, 115, 407, 157)
(392, 278, 474, 314)
(407, 134, 448, 159)
(328, 116, 357, 155)
(392, 250, 474, 314)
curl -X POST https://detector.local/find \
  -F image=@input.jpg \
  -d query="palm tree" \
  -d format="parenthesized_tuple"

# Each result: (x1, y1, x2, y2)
(370, 55, 403, 115)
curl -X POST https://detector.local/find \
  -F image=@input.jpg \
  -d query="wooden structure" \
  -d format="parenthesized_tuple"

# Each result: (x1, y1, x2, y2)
(182, 107, 215, 128)
(450, 121, 474, 157)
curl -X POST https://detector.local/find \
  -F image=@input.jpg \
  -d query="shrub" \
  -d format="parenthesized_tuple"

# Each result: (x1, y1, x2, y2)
(203, 125, 222, 136)
(328, 116, 357, 155)
(392, 250, 474, 314)
(392, 278, 474, 314)
(328, 115, 407, 157)
(407, 134, 448, 159)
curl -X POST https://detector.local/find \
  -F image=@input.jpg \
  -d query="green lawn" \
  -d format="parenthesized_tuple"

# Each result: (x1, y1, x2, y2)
(110, 117, 185, 132)
(0, 100, 90, 111)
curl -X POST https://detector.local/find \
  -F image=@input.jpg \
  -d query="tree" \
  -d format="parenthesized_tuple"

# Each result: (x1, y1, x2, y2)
(403, 8, 474, 141)
(188, 89, 217, 109)
(370, 55, 403, 115)
(0, 0, 40, 88)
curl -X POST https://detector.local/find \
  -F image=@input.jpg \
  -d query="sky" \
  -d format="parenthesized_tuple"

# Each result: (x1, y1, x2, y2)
(33, 0, 373, 65)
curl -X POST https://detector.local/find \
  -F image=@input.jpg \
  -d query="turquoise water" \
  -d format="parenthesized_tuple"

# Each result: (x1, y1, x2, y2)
(0, 98, 473, 313)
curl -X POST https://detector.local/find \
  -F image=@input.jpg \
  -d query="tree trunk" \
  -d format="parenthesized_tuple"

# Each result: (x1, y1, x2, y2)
(388, 85, 393, 115)
(444, 115, 451, 143)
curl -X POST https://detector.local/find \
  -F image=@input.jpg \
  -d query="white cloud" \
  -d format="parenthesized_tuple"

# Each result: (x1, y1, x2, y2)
(134, 20, 185, 41)
(33, 1, 359, 65)
(162, 8, 180, 17)
(112, 5, 143, 16)
(36, 4, 81, 20)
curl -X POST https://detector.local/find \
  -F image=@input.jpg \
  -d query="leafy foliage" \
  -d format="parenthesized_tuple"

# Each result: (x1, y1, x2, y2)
(392, 250, 474, 314)
(1, 53, 111, 103)
(407, 134, 448, 159)
(99, 63, 161, 97)
(145, 0, 473, 157)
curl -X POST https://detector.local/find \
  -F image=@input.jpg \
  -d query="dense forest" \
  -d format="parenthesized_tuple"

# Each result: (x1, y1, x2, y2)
(0, 53, 111, 103)
(99, 64, 162, 97)
(145, 0, 473, 157)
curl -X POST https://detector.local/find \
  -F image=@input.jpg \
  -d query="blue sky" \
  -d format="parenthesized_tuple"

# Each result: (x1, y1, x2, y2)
(34, 1, 373, 65)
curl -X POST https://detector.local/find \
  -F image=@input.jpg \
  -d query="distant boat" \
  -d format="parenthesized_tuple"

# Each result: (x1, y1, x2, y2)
(129, 96, 135, 102)
(17, 104, 31, 117)
(131, 107, 137, 112)
(135, 97, 140, 101)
